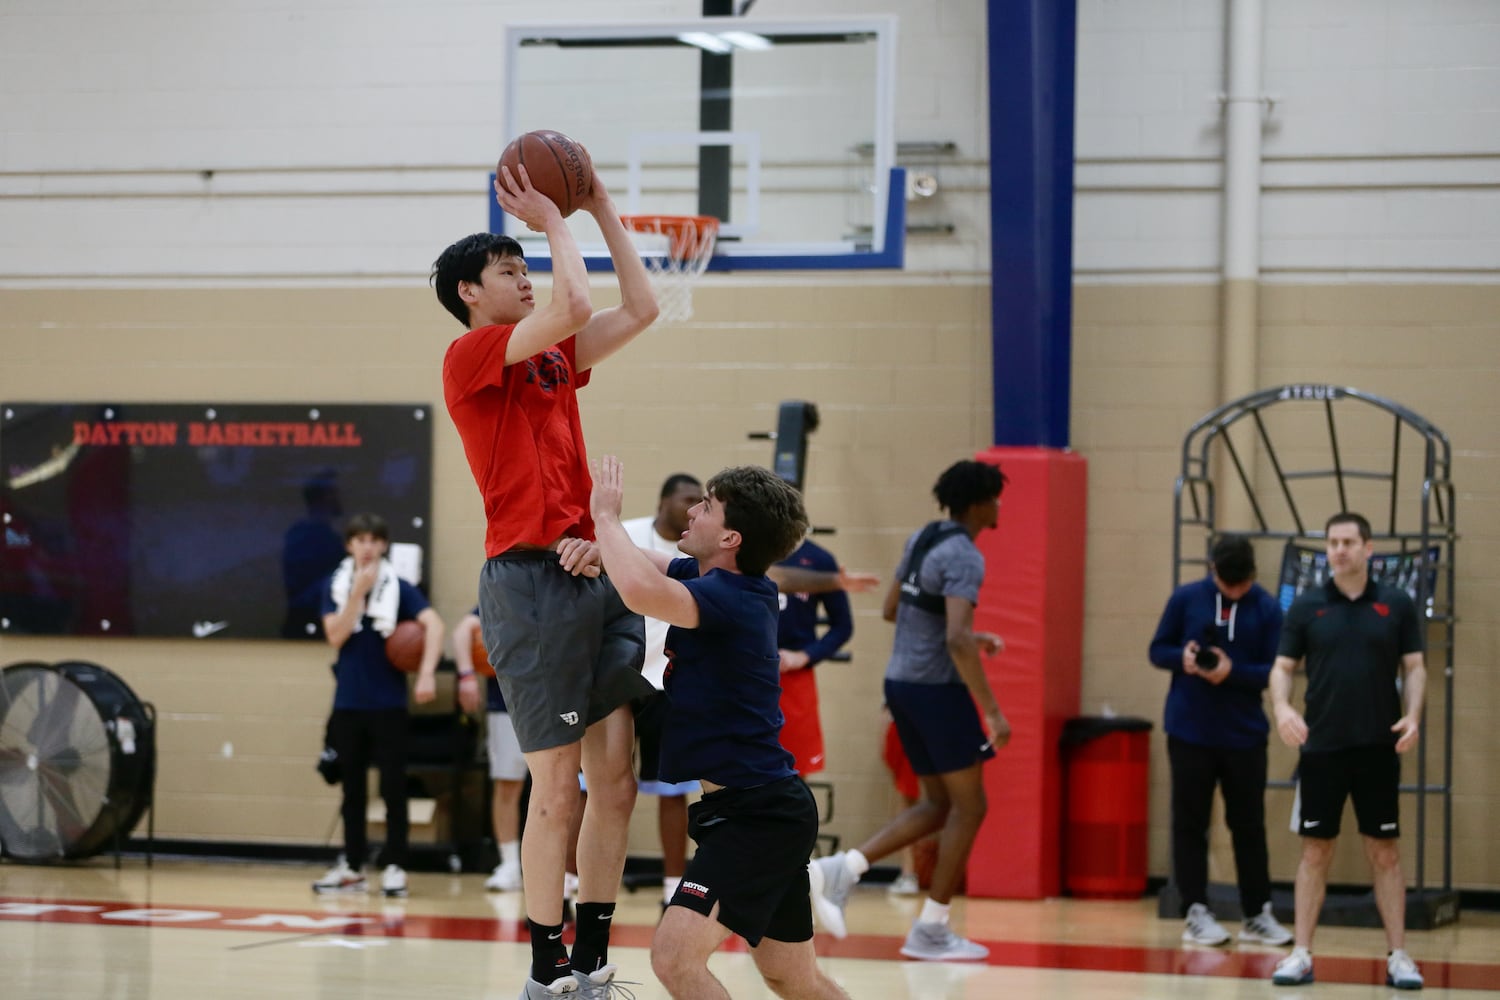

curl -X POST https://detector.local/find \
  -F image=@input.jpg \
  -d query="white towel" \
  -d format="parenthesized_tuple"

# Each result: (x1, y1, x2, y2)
(329, 557, 400, 637)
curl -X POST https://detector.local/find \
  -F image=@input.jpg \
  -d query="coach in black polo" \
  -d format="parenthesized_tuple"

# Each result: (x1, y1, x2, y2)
(1267, 511, 1428, 990)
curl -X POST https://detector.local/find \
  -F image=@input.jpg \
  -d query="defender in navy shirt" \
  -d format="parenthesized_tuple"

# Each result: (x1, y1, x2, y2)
(591, 457, 850, 1000)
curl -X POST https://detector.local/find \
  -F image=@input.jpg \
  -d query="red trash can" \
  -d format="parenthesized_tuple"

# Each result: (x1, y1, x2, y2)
(1061, 716, 1153, 899)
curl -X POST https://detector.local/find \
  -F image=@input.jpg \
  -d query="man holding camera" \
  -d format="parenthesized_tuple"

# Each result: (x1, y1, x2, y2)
(1149, 535, 1292, 947)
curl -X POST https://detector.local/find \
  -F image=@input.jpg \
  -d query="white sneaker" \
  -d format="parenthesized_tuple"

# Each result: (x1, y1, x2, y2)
(1182, 902, 1231, 946)
(312, 856, 366, 894)
(519, 975, 578, 998)
(899, 920, 990, 961)
(486, 862, 523, 892)
(380, 864, 408, 898)
(888, 872, 921, 896)
(1239, 902, 1294, 946)
(572, 965, 640, 999)
(808, 853, 856, 939)
(1272, 946, 1315, 986)
(1387, 949, 1424, 990)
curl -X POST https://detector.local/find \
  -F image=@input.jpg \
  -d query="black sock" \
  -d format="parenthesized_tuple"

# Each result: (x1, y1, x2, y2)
(527, 919, 570, 985)
(570, 902, 615, 975)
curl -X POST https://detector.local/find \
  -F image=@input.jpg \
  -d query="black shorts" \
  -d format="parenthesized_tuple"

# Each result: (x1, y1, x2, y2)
(1297, 744, 1400, 839)
(478, 551, 652, 753)
(884, 678, 997, 776)
(670, 776, 819, 947)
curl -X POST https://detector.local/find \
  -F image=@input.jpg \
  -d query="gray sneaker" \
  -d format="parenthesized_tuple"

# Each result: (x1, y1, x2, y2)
(1182, 902, 1231, 946)
(572, 965, 639, 999)
(519, 975, 578, 999)
(1239, 902, 1294, 946)
(899, 920, 990, 961)
(808, 853, 856, 939)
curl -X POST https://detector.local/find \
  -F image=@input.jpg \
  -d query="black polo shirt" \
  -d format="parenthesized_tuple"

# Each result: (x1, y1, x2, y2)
(1278, 576, 1423, 753)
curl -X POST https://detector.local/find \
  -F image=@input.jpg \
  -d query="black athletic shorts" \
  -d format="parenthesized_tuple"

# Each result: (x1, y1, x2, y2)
(670, 776, 819, 947)
(1297, 744, 1400, 839)
(478, 551, 651, 753)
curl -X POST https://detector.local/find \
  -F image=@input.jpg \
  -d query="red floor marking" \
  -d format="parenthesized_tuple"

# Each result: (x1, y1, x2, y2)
(3, 896, 1496, 989)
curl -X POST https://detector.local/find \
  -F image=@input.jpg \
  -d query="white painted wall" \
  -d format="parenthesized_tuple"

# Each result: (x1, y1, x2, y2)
(1, 1, 1496, 283)
(1075, 0, 1500, 282)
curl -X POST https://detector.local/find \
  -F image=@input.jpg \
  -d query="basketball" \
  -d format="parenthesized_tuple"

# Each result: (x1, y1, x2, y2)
(469, 631, 497, 678)
(497, 130, 593, 217)
(384, 620, 425, 673)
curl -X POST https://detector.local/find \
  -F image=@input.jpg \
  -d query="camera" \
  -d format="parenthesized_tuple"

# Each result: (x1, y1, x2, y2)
(1194, 625, 1220, 669)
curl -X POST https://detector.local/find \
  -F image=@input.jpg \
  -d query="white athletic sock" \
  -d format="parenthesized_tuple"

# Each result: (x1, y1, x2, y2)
(663, 876, 681, 903)
(499, 840, 520, 869)
(845, 849, 870, 880)
(918, 898, 951, 927)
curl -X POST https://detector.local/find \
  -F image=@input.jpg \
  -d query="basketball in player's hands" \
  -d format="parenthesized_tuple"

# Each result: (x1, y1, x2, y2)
(384, 620, 425, 673)
(497, 130, 594, 217)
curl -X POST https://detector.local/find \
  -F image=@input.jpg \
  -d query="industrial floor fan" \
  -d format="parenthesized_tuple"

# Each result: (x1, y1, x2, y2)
(0, 660, 155, 861)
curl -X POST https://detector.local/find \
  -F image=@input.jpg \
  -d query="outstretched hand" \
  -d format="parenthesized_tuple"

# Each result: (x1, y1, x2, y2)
(837, 567, 881, 593)
(579, 167, 613, 217)
(590, 454, 625, 525)
(494, 164, 564, 232)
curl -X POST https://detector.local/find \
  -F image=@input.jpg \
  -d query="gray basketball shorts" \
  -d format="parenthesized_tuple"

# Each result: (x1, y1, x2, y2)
(478, 551, 652, 754)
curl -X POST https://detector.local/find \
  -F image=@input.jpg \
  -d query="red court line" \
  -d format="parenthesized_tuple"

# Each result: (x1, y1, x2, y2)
(2, 896, 1496, 990)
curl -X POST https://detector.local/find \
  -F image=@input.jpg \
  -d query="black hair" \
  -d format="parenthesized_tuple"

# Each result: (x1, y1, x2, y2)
(343, 512, 390, 543)
(659, 473, 702, 500)
(430, 232, 526, 327)
(703, 466, 809, 576)
(932, 459, 1007, 518)
(1325, 510, 1372, 542)
(1211, 534, 1256, 585)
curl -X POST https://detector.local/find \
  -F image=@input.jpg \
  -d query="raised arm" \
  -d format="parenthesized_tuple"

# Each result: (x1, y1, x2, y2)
(591, 455, 699, 628)
(573, 172, 659, 371)
(494, 165, 594, 364)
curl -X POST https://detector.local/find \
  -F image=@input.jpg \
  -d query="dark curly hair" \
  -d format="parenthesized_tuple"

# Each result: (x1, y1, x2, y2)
(932, 459, 1007, 518)
(704, 467, 809, 576)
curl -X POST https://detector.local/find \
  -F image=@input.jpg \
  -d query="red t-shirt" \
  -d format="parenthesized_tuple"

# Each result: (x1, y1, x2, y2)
(442, 324, 594, 557)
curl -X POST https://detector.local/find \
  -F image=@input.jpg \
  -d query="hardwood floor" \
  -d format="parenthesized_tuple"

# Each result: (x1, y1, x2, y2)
(2, 859, 1497, 998)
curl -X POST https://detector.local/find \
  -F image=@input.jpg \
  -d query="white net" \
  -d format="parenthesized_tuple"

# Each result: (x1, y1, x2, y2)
(620, 215, 718, 323)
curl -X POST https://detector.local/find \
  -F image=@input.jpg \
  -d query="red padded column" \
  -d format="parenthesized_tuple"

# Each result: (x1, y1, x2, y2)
(965, 446, 1086, 898)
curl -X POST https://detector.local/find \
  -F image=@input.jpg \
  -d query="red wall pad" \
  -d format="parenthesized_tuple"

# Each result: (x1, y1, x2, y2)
(966, 446, 1087, 898)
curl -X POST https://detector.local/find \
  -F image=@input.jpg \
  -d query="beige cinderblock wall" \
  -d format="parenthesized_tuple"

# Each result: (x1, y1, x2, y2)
(1074, 282, 1500, 892)
(2, 278, 1496, 890)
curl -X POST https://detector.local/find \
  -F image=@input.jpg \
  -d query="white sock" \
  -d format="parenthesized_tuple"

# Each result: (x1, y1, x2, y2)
(918, 898, 951, 926)
(498, 840, 520, 869)
(844, 849, 870, 880)
(663, 876, 681, 903)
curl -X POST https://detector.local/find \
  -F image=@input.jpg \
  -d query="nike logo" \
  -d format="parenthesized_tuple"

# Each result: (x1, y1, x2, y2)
(547, 931, 562, 940)
(1381, 822, 1398, 831)
(1303, 820, 1320, 828)
(597, 914, 612, 920)
(192, 620, 229, 638)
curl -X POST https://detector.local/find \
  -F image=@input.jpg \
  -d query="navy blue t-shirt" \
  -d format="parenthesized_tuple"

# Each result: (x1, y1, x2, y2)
(660, 558, 796, 788)
(775, 539, 853, 667)
(320, 577, 429, 711)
